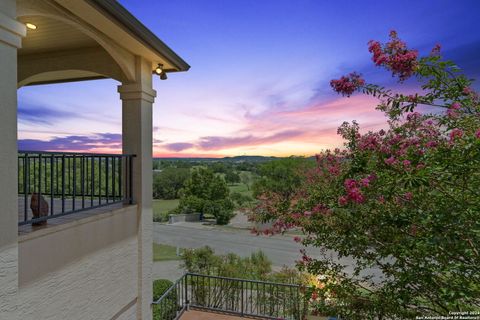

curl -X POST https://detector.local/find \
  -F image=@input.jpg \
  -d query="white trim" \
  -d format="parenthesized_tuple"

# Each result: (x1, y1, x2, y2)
(0, 11, 26, 48)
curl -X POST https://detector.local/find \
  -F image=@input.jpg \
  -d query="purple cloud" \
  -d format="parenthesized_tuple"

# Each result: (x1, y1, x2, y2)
(198, 130, 304, 151)
(18, 133, 122, 152)
(163, 142, 195, 152)
(18, 104, 79, 125)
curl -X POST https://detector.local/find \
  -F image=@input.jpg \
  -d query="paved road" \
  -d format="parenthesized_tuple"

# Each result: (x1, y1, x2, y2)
(153, 222, 383, 282)
(154, 222, 304, 268)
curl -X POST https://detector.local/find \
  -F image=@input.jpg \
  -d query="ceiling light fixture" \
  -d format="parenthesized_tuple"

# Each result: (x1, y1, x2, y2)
(26, 23, 37, 30)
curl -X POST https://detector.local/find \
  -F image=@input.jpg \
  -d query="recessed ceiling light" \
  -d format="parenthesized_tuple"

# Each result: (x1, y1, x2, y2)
(26, 23, 37, 30)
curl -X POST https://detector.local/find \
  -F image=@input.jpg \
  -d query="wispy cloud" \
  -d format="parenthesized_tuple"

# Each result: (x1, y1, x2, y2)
(18, 104, 79, 125)
(163, 142, 195, 152)
(197, 130, 304, 151)
(18, 133, 122, 152)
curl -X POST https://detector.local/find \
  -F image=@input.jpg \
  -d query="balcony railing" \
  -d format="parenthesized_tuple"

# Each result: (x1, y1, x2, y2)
(152, 273, 307, 320)
(18, 151, 134, 226)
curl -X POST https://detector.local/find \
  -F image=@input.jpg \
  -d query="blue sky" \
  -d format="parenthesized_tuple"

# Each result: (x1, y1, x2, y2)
(18, 0, 480, 157)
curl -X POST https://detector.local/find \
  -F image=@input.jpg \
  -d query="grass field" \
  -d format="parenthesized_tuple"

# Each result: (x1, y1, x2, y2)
(153, 199, 180, 222)
(153, 243, 183, 261)
(229, 183, 251, 196)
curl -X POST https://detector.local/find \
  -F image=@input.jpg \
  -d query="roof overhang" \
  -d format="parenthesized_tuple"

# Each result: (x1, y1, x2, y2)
(17, 0, 189, 86)
(82, 0, 190, 73)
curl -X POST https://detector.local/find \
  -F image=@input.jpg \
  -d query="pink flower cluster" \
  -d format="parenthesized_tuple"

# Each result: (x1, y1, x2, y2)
(368, 30, 419, 81)
(446, 102, 461, 118)
(330, 72, 365, 97)
(449, 128, 464, 142)
(338, 174, 376, 206)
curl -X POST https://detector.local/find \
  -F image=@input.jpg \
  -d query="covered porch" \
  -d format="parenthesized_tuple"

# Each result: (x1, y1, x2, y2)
(0, 0, 189, 319)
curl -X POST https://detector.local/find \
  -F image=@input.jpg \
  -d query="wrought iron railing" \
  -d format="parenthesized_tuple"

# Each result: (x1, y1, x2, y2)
(18, 151, 134, 226)
(152, 273, 307, 320)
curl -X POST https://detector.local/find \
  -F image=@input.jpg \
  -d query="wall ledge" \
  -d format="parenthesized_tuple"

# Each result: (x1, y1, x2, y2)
(19, 204, 138, 243)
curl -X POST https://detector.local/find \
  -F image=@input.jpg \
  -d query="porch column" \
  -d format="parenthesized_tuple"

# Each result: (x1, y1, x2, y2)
(118, 57, 156, 320)
(0, 1, 25, 319)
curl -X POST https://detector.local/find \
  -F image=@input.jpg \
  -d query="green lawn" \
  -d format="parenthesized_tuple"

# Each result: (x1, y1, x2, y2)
(153, 199, 179, 222)
(153, 243, 183, 261)
(229, 183, 251, 196)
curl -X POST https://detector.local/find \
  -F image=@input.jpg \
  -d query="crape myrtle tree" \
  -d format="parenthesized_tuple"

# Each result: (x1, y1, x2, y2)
(251, 31, 480, 318)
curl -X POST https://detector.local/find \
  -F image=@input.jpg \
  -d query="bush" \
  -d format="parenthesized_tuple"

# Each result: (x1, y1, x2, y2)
(153, 279, 177, 320)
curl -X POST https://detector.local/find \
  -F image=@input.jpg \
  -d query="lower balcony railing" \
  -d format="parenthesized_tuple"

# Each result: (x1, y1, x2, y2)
(18, 151, 134, 226)
(152, 273, 307, 320)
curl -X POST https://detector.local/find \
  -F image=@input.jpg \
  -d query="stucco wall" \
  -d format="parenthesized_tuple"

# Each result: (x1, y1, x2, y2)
(18, 206, 139, 320)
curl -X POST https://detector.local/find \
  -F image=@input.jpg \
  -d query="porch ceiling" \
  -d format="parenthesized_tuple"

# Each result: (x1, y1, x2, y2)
(16, 0, 189, 86)
(18, 16, 99, 56)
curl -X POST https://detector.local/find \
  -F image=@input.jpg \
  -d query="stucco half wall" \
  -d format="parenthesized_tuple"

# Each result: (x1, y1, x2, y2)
(18, 205, 139, 320)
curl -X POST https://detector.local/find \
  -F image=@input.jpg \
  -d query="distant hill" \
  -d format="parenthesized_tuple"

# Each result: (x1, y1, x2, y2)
(154, 155, 278, 163)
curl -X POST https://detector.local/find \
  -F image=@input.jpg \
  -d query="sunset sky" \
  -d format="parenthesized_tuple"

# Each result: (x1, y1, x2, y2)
(18, 0, 480, 158)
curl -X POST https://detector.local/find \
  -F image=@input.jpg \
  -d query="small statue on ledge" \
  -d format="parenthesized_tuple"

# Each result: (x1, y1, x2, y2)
(30, 193, 49, 226)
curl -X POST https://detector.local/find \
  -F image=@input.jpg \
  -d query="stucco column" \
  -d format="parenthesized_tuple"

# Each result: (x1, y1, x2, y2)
(0, 1, 25, 320)
(118, 57, 156, 320)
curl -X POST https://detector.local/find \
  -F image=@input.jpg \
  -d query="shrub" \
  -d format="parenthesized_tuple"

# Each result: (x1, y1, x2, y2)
(153, 279, 177, 320)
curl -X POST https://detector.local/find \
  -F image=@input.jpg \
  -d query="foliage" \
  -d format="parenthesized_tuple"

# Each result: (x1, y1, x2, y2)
(152, 199, 180, 222)
(252, 157, 313, 223)
(176, 168, 235, 225)
(153, 279, 174, 301)
(181, 247, 308, 319)
(153, 167, 190, 199)
(153, 243, 182, 261)
(252, 32, 480, 318)
(230, 191, 254, 208)
(239, 171, 255, 190)
(225, 170, 241, 185)
(152, 279, 177, 320)
(181, 246, 308, 283)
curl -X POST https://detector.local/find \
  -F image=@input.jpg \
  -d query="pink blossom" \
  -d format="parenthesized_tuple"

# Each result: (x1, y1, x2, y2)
(449, 128, 464, 141)
(403, 160, 411, 167)
(430, 43, 441, 56)
(426, 141, 438, 148)
(463, 87, 473, 95)
(291, 213, 301, 220)
(384, 156, 396, 165)
(377, 195, 385, 204)
(450, 102, 461, 110)
(344, 179, 357, 189)
(404, 192, 413, 201)
(348, 188, 365, 203)
(476, 129, 480, 139)
(338, 196, 348, 206)
(330, 72, 365, 97)
(293, 236, 302, 243)
(447, 102, 461, 118)
(368, 31, 418, 80)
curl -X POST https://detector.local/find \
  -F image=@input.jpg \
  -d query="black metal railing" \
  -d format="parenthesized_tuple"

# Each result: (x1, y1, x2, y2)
(18, 151, 134, 226)
(152, 273, 307, 320)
